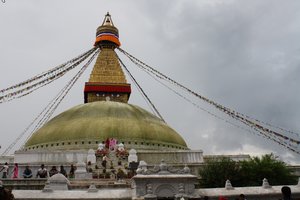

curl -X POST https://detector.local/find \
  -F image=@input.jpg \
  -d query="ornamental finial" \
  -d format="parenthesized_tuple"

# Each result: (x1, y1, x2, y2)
(94, 12, 120, 47)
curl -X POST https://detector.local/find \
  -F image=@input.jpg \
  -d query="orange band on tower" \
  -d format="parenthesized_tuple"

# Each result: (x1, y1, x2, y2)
(94, 35, 121, 46)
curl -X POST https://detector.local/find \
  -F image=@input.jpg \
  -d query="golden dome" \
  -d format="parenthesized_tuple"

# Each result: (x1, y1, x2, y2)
(25, 101, 188, 151)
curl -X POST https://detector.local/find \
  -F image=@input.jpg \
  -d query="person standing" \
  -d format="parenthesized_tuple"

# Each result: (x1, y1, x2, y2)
(11, 163, 18, 178)
(69, 164, 76, 179)
(59, 165, 67, 177)
(102, 155, 109, 168)
(0, 162, 9, 178)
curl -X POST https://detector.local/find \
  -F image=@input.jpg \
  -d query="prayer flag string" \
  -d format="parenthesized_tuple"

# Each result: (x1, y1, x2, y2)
(117, 47, 300, 154)
(0, 47, 96, 103)
(1, 48, 99, 155)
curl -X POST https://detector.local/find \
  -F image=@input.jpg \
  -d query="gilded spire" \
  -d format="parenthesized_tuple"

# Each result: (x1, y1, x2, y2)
(102, 12, 114, 26)
(84, 13, 131, 103)
(88, 49, 127, 83)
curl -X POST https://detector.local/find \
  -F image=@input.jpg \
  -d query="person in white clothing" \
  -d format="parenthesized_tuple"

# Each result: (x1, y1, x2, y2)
(0, 162, 9, 178)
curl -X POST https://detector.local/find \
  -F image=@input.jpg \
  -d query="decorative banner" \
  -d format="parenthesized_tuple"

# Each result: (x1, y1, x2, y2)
(117, 54, 165, 122)
(0, 47, 97, 103)
(0, 47, 94, 93)
(1, 48, 100, 156)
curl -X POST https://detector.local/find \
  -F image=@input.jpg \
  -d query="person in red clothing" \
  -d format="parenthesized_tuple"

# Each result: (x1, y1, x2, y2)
(11, 163, 18, 178)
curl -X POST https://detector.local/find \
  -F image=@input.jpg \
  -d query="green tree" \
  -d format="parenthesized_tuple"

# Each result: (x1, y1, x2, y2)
(199, 154, 297, 188)
(239, 154, 297, 186)
(199, 156, 240, 188)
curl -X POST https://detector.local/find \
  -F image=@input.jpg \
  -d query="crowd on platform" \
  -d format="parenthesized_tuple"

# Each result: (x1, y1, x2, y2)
(0, 162, 294, 200)
(0, 163, 76, 179)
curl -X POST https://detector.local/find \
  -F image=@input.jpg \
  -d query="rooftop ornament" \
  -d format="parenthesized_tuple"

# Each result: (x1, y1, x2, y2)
(94, 12, 121, 47)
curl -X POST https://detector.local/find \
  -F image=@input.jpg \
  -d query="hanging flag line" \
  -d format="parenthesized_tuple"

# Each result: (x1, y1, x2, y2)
(117, 54, 165, 122)
(118, 50, 300, 154)
(117, 49, 288, 151)
(1, 48, 100, 156)
(32, 48, 100, 133)
(117, 47, 300, 154)
(129, 59, 281, 142)
(0, 47, 96, 103)
(0, 47, 95, 94)
(24, 48, 100, 148)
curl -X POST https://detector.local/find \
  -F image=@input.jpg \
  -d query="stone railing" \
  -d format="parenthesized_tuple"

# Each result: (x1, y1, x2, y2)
(0, 178, 47, 190)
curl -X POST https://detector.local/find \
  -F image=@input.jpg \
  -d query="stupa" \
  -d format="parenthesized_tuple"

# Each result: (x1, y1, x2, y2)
(13, 13, 203, 173)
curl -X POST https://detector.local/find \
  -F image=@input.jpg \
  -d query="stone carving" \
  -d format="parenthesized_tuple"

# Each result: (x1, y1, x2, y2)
(96, 142, 108, 156)
(183, 164, 190, 174)
(144, 183, 157, 199)
(87, 149, 96, 164)
(177, 164, 191, 174)
(128, 149, 138, 163)
(87, 184, 98, 193)
(146, 183, 153, 194)
(75, 162, 88, 179)
(262, 178, 272, 188)
(158, 159, 169, 174)
(136, 160, 192, 175)
(117, 143, 125, 152)
(116, 142, 128, 158)
(97, 143, 105, 151)
(44, 173, 70, 191)
(225, 179, 234, 190)
(175, 183, 189, 200)
(155, 184, 176, 198)
(136, 160, 149, 175)
(42, 181, 53, 193)
(178, 183, 185, 194)
(132, 160, 199, 199)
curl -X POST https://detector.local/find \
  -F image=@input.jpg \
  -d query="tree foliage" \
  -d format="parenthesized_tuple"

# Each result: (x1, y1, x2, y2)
(199, 154, 297, 188)
(239, 154, 297, 186)
(199, 157, 240, 188)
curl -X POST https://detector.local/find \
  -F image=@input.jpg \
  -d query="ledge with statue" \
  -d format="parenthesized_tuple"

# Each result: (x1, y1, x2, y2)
(86, 140, 134, 180)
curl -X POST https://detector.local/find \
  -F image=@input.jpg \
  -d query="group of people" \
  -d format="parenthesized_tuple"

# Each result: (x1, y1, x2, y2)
(35, 164, 76, 178)
(0, 163, 18, 179)
(0, 163, 76, 179)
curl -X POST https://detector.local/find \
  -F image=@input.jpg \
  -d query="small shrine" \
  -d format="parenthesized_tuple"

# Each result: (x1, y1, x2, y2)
(91, 138, 130, 179)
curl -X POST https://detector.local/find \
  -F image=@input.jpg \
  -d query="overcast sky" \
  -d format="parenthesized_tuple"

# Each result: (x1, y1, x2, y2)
(1, 0, 300, 164)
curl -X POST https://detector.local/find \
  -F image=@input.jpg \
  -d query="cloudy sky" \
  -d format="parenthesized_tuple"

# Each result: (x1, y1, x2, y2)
(1, 0, 300, 163)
